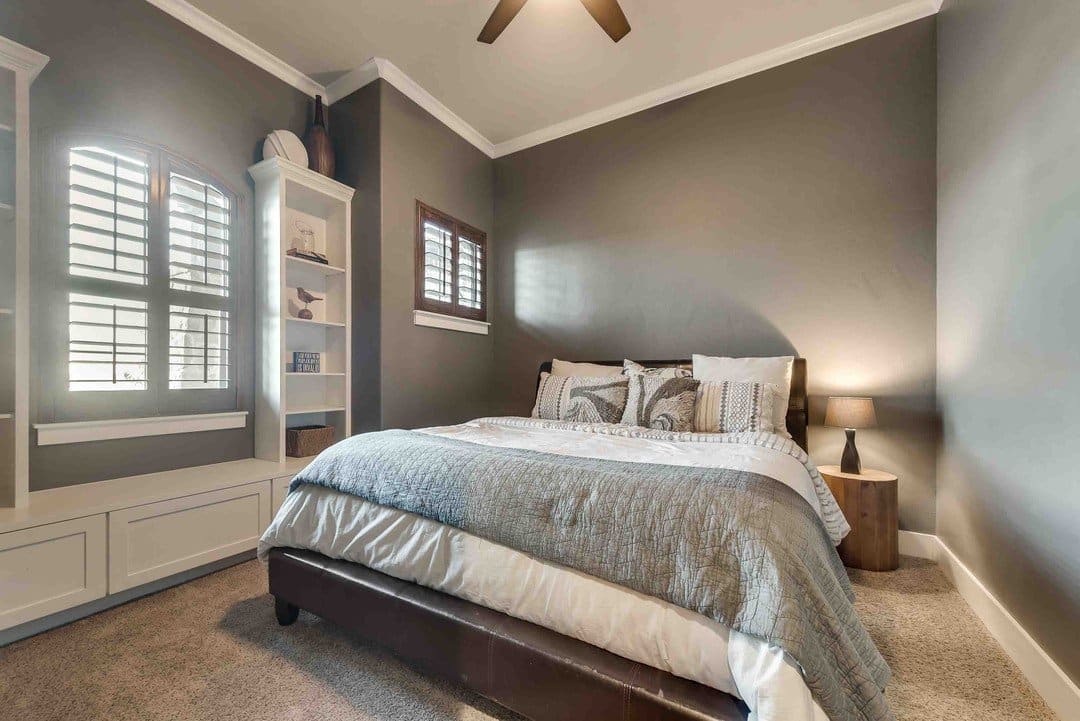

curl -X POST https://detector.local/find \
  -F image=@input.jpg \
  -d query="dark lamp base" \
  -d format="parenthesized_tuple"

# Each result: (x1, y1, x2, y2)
(841, 428, 862, 475)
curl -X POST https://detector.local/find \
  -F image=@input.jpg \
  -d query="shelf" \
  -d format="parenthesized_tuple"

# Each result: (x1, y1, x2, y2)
(286, 255, 346, 275)
(285, 405, 346, 415)
(0, 201, 12, 220)
(0, 413, 12, 421)
(286, 317, 345, 328)
(286, 372, 346, 377)
(0, 308, 12, 316)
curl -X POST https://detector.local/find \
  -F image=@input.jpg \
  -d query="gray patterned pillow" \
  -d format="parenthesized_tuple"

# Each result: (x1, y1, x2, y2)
(693, 380, 777, 433)
(622, 359, 693, 379)
(532, 373, 629, 424)
(621, 375, 700, 431)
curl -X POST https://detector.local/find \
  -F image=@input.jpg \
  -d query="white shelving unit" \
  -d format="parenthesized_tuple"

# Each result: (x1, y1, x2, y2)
(0, 36, 48, 508)
(249, 157, 355, 463)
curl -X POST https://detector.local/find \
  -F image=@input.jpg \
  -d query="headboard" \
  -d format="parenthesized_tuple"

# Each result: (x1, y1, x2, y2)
(535, 358, 808, 453)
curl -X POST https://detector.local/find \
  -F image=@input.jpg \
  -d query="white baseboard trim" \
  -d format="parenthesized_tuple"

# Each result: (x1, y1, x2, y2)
(898, 530, 1080, 719)
(897, 529, 939, 559)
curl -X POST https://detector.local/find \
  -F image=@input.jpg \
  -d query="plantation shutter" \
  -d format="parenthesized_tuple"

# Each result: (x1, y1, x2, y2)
(168, 172, 230, 297)
(67, 147, 150, 286)
(414, 202, 487, 322)
(457, 234, 483, 310)
(421, 211, 454, 304)
(58, 137, 236, 415)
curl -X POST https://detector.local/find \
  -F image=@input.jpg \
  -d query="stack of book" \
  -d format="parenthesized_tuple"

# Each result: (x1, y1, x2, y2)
(292, 351, 321, 373)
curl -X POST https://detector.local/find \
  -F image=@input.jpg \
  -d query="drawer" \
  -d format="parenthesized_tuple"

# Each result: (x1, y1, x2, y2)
(108, 481, 271, 592)
(0, 515, 107, 630)
(270, 475, 294, 520)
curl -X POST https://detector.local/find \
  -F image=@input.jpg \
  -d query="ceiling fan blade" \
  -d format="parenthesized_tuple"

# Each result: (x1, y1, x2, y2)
(477, 0, 529, 44)
(579, 0, 631, 42)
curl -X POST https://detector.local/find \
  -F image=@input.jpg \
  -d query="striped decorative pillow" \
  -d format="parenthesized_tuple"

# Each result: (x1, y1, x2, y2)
(693, 381, 777, 433)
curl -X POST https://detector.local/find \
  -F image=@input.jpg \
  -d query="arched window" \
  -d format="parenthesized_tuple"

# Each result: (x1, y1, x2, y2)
(51, 136, 237, 420)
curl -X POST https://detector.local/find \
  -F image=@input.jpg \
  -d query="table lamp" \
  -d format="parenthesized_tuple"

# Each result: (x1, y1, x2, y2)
(824, 397, 876, 474)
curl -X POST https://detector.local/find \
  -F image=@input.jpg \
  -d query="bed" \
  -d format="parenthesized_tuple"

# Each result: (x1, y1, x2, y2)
(260, 359, 892, 721)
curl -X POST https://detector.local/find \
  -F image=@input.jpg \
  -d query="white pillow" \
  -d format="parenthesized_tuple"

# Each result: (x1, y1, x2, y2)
(551, 358, 624, 377)
(691, 354, 794, 438)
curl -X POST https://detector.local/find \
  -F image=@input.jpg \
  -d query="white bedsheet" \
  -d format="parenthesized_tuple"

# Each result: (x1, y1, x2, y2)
(259, 418, 834, 721)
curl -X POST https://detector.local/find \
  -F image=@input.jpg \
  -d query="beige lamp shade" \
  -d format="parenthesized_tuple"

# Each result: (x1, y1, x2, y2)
(825, 397, 876, 429)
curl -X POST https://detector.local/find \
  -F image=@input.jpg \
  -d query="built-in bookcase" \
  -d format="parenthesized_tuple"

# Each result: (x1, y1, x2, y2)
(249, 157, 355, 462)
(0, 37, 48, 508)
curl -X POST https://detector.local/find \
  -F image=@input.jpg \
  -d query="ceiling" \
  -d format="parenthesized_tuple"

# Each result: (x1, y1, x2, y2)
(181, 0, 934, 149)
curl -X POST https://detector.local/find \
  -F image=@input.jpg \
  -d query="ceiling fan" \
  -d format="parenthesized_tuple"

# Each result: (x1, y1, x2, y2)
(477, 0, 631, 44)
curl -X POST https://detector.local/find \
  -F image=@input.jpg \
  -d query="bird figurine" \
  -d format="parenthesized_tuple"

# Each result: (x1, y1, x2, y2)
(295, 287, 323, 320)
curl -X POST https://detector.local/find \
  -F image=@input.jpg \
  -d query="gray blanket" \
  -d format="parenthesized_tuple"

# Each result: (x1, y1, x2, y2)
(291, 429, 892, 721)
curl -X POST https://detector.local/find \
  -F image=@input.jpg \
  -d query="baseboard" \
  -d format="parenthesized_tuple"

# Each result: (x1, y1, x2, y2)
(898, 530, 1079, 719)
(0, 550, 256, 647)
(897, 529, 939, 559)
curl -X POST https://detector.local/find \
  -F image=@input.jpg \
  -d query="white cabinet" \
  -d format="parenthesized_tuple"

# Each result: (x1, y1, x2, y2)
(108, 481, 271, 592)
(270, 475, 294, 519)
(0, 515, 106, 630)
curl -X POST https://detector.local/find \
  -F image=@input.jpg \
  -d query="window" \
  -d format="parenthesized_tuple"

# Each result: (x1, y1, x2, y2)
(415, 201, 487, 322)
(56, 138, 236, 417)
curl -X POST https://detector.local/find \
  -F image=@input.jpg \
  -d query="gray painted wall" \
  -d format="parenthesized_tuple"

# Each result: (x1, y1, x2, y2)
(493, 20, 938, 533)
(937, 0, 1080, 683)
(330, 82, 382, 433)
(378, 82, 495, 429)
(1, 0, 309, 489)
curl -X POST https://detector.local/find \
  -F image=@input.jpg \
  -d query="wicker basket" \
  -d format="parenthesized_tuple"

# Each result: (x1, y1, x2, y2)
(286, 425, 336, 458)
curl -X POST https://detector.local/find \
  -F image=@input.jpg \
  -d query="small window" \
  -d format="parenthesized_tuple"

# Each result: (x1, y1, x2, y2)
(415, 202, 487, 322)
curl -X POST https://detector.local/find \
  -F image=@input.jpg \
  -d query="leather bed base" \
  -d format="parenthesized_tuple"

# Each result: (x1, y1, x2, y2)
(268, 547, 750, 721)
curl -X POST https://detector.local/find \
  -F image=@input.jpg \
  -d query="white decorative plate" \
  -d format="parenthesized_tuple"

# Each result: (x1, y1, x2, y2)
(262, 130, 309, 167)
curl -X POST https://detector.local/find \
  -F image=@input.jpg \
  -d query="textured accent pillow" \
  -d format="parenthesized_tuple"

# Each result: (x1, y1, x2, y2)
(693, 381, 777, 434)
(621, 375, 700, 431)
(691, 355, 794, 438)
(622, 359, 693, 379)
(532, 373, 629, 423)
(551, 358, 624, 377)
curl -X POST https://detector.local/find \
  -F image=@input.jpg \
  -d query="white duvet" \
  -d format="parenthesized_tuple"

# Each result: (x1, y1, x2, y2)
(259, 417, 837, 721)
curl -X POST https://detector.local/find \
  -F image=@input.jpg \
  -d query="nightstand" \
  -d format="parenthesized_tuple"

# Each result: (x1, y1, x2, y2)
(818, 465, 899, 571)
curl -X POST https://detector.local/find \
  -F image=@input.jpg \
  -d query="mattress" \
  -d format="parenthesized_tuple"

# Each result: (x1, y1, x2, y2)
(259, 418, 836, 721)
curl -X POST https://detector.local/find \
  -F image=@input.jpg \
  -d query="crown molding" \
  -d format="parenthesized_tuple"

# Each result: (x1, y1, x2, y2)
(143, 0, 325, 98)
(325, 57, 496, 158)
(323, 59, 382, 105)
(0, 36, 50, 81)
(144, 0, 940, 160)
(492, 0, 942, 157)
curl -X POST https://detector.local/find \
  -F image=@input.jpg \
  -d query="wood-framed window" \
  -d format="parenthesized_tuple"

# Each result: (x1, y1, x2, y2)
(414, 201, 487, 322)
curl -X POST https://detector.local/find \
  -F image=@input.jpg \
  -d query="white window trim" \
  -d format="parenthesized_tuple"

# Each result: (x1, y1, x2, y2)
(413, 310, 490, 335)
(34, 411, 248, 446)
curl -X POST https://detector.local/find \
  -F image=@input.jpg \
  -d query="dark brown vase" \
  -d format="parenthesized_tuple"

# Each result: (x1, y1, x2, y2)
(305, 95, 335, 178)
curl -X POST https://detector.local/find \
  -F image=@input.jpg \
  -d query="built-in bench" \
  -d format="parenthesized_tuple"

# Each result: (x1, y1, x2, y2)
(0, 456, 309, 644)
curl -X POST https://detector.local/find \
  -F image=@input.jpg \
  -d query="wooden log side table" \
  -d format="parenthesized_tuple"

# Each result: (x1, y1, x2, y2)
(818, 465, 899, 571)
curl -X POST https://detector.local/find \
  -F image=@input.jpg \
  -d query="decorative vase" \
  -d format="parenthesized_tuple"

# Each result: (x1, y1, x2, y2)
(304, 95, 335, 178)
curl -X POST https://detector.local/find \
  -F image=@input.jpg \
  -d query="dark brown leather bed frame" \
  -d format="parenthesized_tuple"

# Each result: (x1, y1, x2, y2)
(270, 358, 808, 721)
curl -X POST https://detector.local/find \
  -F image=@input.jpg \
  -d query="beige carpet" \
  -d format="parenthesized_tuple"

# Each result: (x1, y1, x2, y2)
(0, 556, 1058, 721)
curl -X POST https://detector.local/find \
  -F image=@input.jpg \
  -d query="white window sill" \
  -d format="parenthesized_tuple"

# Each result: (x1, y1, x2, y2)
(413, 310, 490, 335)
(34, 411, 249, 446)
